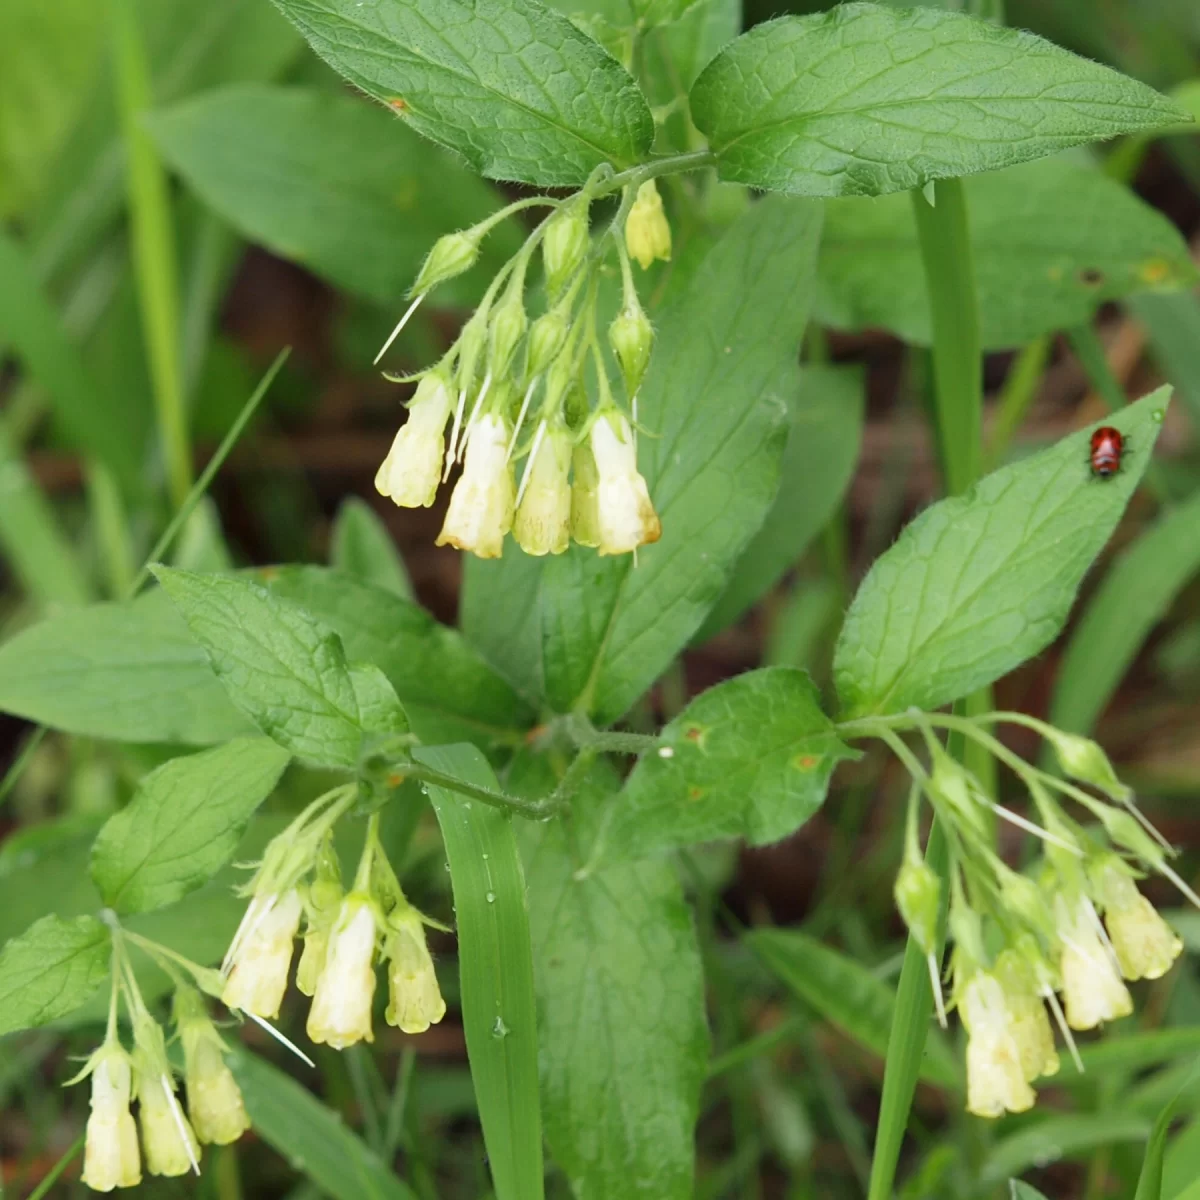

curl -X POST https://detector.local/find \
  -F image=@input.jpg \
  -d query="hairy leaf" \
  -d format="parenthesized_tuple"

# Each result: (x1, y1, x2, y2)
(690, 4, 1190, 197)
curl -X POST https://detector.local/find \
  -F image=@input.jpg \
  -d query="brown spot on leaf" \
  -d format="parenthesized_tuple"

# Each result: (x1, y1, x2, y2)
(1140, 258, 1172, 285)
(1078, 267, 1104, 287)
(688, 787, 705, 802)
(388, 97, 408, 112)
(387, 772, 406, 788)
(794, 754, 817, 770)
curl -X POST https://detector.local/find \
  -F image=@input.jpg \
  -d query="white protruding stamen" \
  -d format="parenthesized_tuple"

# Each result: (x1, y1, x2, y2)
(373, 293, 425, 365)
(990, 803, 1083, 854)
(162, 1077, 201, 1176)
(1085, 897, 1124, 975)
(508, 377, 539, 462)
(632, 392, 639, 455)
(222, 892, 276, 976)
(1042, 986, 1083, 1073)
(443, 389, 468, 481)
(515, 420, 547, 508)
(458, 371, 492, 462)
(243, 1010, 316, 1068)
(927, 952, 947, 1029)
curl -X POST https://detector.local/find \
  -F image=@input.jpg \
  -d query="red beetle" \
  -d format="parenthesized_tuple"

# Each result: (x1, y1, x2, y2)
(1089, 426, 1125, 478)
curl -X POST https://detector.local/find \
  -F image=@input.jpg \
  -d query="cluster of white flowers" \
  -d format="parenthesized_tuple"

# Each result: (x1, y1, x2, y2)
(889, 719, 1188, 1119)
(374, 178, 671, 559)
(75, 990, 246, 1192)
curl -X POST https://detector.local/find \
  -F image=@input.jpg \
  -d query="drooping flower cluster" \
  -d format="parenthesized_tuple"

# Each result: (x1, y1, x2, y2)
(220, 791, 446, 1049)
(373, 175, 670, 559)
(882, 714, 1188, 1118)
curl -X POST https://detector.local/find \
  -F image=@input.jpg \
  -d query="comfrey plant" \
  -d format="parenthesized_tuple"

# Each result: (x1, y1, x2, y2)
(0, 1, 1197, 1198)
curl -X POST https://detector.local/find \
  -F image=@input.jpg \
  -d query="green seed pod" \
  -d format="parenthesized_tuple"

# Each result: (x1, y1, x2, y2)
(543, 199, 590, 298)
(1046, 730, 1129, 802)
(894, 857, 940, 954)
(488, 293, 527, 379)
(608, 303, 654, 397)
(527, 308, 569, 379)
(413, 229, 482, 295)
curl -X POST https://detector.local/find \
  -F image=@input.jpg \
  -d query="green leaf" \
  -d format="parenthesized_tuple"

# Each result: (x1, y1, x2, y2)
(1051, 487, 1200, 736)
(153, 566, 364, 768)
(517, 759, 708, 1200)
(747, 928, 958, 1089)
(1130, 293, 1200, 430)
(597, 669, 855, 864)
(1067, 1029, 1200, 1079)
(550, 0, 701, 32)
(415, 745, 543, 1200)
(0, 914, 110, 1036)
(697, 365, 864, 640)
(149, 84, 521, 309)
(834, 387, 1171, 719)
(349, 663, 410, 738)
(981, 1114, 1152, 1188)
(330, 497, 414, 601)
(90, 738, 290, 915)
(464, 195, 822, 721)
(1135, 1085, 1187, 1200)
(690, 4, 1190, 198)
(0, 589, 253, 744)
(231, 1051, 417, 1200)
(268, 0, 654, 187)
(817, 157, 1197, 351)
(263, 566, 533, 745)
(1009, 1185, 1052, 1200)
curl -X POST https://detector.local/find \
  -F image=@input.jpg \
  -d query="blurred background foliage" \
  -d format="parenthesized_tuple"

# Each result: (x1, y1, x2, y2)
(3, 0, 1200, 1196)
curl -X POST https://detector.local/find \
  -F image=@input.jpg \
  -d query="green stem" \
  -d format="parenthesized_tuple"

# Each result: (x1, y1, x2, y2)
(25, 1133, 86, 1200)
(403, 763, 558, 819)
(112, 0, 191, 508)
(869, 176, 988, 1200)
(985, 335, 1052, 469)
(592, 150, 716, 199)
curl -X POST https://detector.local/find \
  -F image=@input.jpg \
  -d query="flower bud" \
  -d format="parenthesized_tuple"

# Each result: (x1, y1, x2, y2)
(1046, 731, 1129, 801)
(958, 972, 1035, 1118)
(1092, 856, 1181, 981)
(297, 843, 345, 998)
(625, 180, 671, 270)
(526, 308, 569, 380)
(1053, 894, 1133, 1030)
(176, 992, 250, 1146)
(413, 229, 481, 295)
(307, 894, 379, 1050)
(375, 370, 455, 509)
(132, 1015, 200, 1178)
(993, 949, 1059, 1082)
(489, 293, 527, 379)
(1095, 806, 1167, 867)
(79, 1043, 141, 1192)
(514, 425, 572, 557)
(385, 908, 447, 1034)
(570, 441, 602, 548)
(436, 413, 515, 558)
(543, 199, 590, 297)
(221, 890, 303, 1020)
(589, 412, 661, 555)
(608, 303, 654, 398)
(893, 858, 939, 954)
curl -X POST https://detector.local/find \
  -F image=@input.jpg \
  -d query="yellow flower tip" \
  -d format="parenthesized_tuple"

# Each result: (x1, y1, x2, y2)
(375, 373, 454, 508)
(181, 1024, 250, 1147)
(514, 426, 572, 557)
(385, 910, 447, 1034)
(960, 973, 1037, 1118)
(436, 413, 514, 558)
(625, 180, 672, 270)
(80, 1047, 142, 1192)
(589, 412, 660, 556)
(306, 895, 378, 1050)
(221, 889, 303, 1021)
(1054, 895, 1133, 1030)
(993, 949, 1059, 1083)
(1095, 860, 1182, 981)
(136, 1071, 201, 1178)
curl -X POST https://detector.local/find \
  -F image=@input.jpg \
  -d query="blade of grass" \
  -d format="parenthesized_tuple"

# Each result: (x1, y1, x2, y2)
(868, 175, 987, 1200)
(985, 335, 1052, 469)
(414, 744, 544, 1200)
(24, 1133, 85, 1200)
(112, 0, 191, 508)
(86, 462, 135, 599)
(1129, 292, 1200, 431)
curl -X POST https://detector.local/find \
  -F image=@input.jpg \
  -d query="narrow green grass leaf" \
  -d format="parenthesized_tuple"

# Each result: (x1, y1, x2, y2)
(1129, 292, 1200, 429)
(415, 744, 543, 1200)
(691, 4, 1190, 198)
(748, 928, 959, 1089)
(1064, 1029, 1200, 1079)
(112, 0, 191, 507)
(835, 387, 1170, 719)
(230, 1051, 418, 1200)
(331, 498, 414, 601)
(980, 1114, 1152, 1187)
(1052, 487, 1200, 735)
